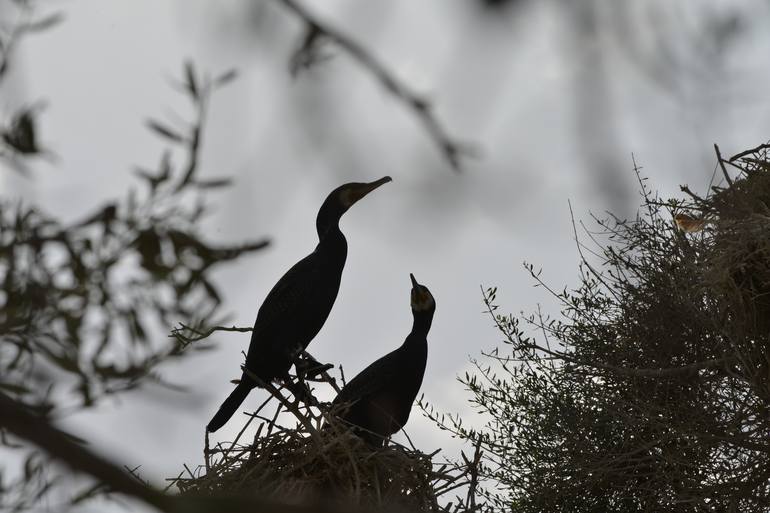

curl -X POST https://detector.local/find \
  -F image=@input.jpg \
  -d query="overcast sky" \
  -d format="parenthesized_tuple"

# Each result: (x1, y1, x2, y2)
(4, 0, 770, 511)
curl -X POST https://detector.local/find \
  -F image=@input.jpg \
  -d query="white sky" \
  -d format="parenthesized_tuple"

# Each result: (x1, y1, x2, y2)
(3, 0, 770, 511)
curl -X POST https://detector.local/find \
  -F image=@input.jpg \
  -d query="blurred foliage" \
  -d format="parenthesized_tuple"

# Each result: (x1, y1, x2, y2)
(1, 104, 41, 156)
(423, 146, 770, 512)
(0, 1, 63, 169)
(1, 60, 263, 414)
(0, 4, 267, 508)
(0, 1, 63, 80)
(276, 0, 473, 172)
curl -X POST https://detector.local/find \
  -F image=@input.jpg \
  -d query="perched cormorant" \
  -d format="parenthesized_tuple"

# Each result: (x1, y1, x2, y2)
(207, 177, 392, 432)
(330, 273, 435, 446)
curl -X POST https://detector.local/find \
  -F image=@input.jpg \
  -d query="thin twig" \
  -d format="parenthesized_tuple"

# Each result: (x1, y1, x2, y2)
(228, 395, 272, 453)
(240, 366, 318, 435)
(170, 323, 252, 344)
(204, 429, 211, 473)
(728, 142, 770, 162)
(713, 144, 734, 187)
(464, 436, 483, 511)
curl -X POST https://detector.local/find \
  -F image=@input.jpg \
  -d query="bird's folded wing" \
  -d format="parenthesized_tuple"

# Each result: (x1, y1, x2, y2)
(252, 252, 320, 333)
(333, 350, 401, 406)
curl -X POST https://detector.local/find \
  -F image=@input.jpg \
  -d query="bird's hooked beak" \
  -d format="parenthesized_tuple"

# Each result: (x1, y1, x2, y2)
(410, 273, 419, 289)
(343, 176, 392, 207)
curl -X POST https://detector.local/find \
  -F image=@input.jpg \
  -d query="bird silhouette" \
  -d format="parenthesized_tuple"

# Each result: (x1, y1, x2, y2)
(330, 273, 435, 446)
(674, 213, 707, 233)
(207, 177, 392, 432)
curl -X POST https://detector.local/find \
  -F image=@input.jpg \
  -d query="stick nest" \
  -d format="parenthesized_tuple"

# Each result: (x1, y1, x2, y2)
(171, 373, 479, 513)
(699, 145, 770, 332)
(675, 144, 770, 393)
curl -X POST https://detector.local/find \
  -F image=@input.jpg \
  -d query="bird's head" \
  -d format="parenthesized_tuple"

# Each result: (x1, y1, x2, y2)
(410, 273, 435, 314)
(317, 176, 392, 236)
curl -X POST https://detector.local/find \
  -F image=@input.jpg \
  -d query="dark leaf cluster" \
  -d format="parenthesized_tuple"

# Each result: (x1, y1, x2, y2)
(0, 2, 63, 168)
(0, 61, 266, 510)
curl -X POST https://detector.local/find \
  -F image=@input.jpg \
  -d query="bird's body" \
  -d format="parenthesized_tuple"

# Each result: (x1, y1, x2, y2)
(331, 274, 435, 446)
(207, 177, 391, 433)
(244, 229, 346, 384)
(674, 213, 707, 233)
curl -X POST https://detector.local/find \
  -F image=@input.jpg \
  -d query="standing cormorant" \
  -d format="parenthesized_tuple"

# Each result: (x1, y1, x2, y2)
(207, 176, 392, 432)
(330, 273, 435, 446)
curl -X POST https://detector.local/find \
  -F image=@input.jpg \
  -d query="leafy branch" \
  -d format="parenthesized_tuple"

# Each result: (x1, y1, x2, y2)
(0, 60, 267, 510)
(423, 145, 770, 512)
(0, 2, 63, 168)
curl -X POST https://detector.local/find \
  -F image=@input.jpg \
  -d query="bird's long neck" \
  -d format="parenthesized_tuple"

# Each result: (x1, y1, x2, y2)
(315, 218, 347, 272)
(400, 312, 431, 390)
(316, 196, 346, 241)
(317, 215, 340, 240)
(408, 312, 433, 342)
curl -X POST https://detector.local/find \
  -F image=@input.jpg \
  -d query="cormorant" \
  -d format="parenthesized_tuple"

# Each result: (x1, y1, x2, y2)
(207, 176, 392, 432)
(330, 273, 435, 446)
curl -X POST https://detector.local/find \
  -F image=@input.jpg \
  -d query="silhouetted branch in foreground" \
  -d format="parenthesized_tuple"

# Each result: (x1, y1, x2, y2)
(0, 391, 166, 510)
(0, 391, 377, 513)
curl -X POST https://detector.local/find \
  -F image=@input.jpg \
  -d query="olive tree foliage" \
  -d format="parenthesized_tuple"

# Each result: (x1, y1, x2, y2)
(423, 148, 770, 512)
(0, 2, 266, 509)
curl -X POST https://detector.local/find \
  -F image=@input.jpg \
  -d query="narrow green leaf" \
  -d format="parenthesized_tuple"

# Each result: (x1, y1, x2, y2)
(192, 177, 233, 189)
(22, 12, 65, 33)
(146, 119, 185, 143)
(184, 60, 198, 99)
(214, 69, 238, 88)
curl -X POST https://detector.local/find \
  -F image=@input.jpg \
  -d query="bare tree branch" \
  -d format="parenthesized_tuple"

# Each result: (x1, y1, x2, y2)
(714, 143, 734, 186)
(0, 391, 168, 511)
(729, 143, 770, 162)
(275, 0, 476, 172)
(0, 391, 369, 513)
(170, 323, 253, 345)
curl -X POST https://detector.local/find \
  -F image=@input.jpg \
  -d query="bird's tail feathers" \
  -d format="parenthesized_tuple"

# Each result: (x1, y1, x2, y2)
(207, 380, 253, 432)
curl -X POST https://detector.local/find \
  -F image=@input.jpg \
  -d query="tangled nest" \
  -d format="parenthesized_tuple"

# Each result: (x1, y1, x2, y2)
(703, 147, 770, 328)
(171, 372, 480, 513)
(676, 143, 770, 391)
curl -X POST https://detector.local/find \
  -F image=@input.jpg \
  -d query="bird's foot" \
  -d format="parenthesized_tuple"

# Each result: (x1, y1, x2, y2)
(295, 355, 334, 382)
(284, 380, 320, 408)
